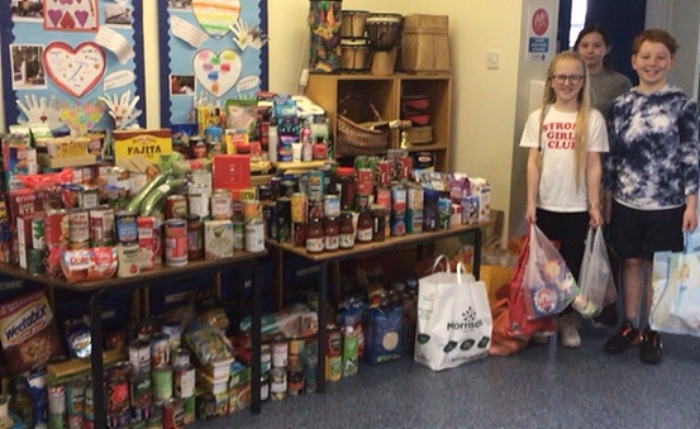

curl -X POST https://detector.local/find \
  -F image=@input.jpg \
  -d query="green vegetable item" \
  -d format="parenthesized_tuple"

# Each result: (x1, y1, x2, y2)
(140, 178, 187, 216)
(126, 171, 171, 212)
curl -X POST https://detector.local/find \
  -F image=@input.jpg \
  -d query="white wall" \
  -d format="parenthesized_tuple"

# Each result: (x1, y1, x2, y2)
(1, 0, 698, 242)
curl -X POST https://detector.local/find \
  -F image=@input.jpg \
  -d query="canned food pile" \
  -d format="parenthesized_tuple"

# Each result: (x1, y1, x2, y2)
(268, 153, 492, 252)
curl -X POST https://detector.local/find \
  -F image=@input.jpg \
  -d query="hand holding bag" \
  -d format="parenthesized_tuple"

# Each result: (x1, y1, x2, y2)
(414, 256, 492, 371)
(572, 227, 616, 318)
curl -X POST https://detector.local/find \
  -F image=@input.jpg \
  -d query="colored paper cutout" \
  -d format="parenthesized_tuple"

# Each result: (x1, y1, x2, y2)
(191, 0, 241, 39)
(192, 48, 242, 98)
(43, 41, 106, 98)
(43, 0, 99, 32)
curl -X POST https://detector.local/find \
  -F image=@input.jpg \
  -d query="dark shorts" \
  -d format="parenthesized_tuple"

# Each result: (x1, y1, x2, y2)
(535, 208, 589, 281)
(609, 201, 684, 261)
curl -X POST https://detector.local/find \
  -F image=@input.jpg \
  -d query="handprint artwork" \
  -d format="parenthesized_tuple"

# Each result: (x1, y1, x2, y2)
(16, 95, 65, 131)
(99, 90, 143, 129)
(231, 19, 268, 51)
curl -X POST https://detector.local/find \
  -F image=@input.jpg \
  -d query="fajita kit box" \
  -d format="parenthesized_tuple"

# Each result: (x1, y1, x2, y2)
(113, 129, 172, 165)
(212, 154, 250, 191)
(204, 220, 234, 260)
(470, 177, 491, 222)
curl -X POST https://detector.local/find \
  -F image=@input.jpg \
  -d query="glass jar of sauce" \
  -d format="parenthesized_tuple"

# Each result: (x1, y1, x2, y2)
(324, 216, 339, 252)
(306, 217, 324, 253)
(356, 207, 373, 243)
(339, 211, 355, 249)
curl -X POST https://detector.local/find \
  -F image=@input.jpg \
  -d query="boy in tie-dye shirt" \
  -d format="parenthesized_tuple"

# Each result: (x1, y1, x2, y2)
(603, 29, 699, 364)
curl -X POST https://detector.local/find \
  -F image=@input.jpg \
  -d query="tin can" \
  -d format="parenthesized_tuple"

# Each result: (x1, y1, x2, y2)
(290, 193, 308, 224)
(129, 372, 152, 417)
(173, 364, 196, 398)
(376, 159, 392, 186)
(171, 348, 190, 367)
(80, 185, 100, 209)
(129, 172, 148, 197)
(188, 184, 210, 219)
(263, 203, 277, 240)
(89, 207, 115, 247)
(261, 344, 272, 373)
(165, 195, 188, 220)
(129, 338, 152, 374)
(275, 197, 291, 244)
(244, 221, 265, 253)
(269, 368, 287, 401)
(325, 355, 342, 382)
(117, 242, 141, 278)
(232, 217, 245, 251)
(45, 209, 69, 249)
(65, 380, 86, 429)
(195, 393, 216, 421)
(27, 248, 46, 276)
(49, 385, 67, 416)
(162, 398, 184, 429)
(84, 385, 94, 428)
(151, 333, 170, 367)
(68, 208, 90, 249)
(182, 396, 195, 425)
(210, 189, 233, 220)
(287, 360, 305, 395)
(271, 340, 288, 368)
(185, 214, 204, 260)
(164, 219, 188, 267)
(152, 365, 173, 404)
(107, 377, 130, 415)
(260, 373, 270, 402)
(115, 210, 138, 244)
(257, 185, 273, 202)
(161, 323, 182, 354)
(137, 216, 162, 270)
(242, 199, 262, 223)
(106, 410, 130, 429)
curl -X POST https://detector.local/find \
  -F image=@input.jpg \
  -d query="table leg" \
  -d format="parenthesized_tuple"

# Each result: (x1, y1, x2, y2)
(472, 228, 483, 280)
(250, 260, 261, 414)
(89, 289, 107, 429)
(317, 260, 328, 393)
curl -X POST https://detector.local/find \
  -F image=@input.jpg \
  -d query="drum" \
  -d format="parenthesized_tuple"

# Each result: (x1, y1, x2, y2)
(341, 10, 370, 38)
(365, 13, 403, 52)
(340, 38, 370, 71)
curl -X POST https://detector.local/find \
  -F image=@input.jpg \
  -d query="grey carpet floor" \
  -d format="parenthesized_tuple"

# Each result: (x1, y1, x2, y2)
(194, 325, 700, 429)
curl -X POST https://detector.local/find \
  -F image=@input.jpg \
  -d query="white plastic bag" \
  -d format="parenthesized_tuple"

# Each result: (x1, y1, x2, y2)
(414, 256, 492, 371)
(573, 227, 616, 318)
(522, 224, 579, 319)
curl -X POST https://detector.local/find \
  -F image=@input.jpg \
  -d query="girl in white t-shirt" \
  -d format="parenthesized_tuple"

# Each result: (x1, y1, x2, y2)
(519, 50, 610, 348)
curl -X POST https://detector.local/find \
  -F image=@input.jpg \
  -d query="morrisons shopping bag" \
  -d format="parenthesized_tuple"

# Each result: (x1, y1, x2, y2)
(650, 234, 700, 336)
(414, 256, 492, 371)
(572, 227, 616, 318)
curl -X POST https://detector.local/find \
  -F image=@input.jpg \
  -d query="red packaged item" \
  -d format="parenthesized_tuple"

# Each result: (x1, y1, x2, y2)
(61, 247, 118, 283)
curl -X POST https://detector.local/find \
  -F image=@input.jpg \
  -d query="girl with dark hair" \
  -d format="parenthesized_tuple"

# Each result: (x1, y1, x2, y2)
(574, 25, 632, 117)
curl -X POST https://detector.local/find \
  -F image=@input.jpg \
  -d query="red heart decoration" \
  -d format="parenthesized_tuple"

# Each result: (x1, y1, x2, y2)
(60, 11, 76, 29)
(43, 41, 106, 98)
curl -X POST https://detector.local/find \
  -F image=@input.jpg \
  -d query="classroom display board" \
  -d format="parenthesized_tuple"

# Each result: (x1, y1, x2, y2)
(0, 0, 147, 133)
(157, 0, 269, 127)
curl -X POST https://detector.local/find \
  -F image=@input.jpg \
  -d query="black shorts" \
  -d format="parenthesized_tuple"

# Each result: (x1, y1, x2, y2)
(609, 201, 684, 261)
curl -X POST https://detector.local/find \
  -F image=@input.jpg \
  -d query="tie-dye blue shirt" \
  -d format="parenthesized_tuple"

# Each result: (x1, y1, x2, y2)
(604, 85, 699, 209)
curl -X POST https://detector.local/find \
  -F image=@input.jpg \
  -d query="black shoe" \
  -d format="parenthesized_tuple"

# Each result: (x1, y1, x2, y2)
(640, 329, 662, 364)
(604, 321, 642, 355)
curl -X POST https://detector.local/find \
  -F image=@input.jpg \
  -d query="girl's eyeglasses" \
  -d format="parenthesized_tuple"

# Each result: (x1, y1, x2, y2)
(551, 74, 584, 84)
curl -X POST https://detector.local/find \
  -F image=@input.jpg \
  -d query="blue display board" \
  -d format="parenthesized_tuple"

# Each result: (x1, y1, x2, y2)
(157, 0, 269, 127)
(0, 0, 146, 134)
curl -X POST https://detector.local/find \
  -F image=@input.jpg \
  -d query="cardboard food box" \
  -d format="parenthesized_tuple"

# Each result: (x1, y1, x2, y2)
(113, 129, 172, 165)
(400, 14, 451, 72)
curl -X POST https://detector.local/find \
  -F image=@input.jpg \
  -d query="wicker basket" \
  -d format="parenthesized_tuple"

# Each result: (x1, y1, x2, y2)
(336, 96, 390, 156)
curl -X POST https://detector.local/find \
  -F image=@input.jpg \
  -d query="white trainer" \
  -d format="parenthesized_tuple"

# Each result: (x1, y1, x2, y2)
(558, 314, 581, 348)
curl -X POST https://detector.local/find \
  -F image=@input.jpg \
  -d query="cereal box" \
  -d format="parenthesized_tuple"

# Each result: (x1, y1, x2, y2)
(470, 177, 491, 222)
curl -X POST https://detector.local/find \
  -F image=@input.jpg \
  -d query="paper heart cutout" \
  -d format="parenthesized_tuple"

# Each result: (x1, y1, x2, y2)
(44, 41, 106, 98)
(60, 11, 75, 29)
(193, 49, 242, 97)
(60, 99, 106, 135)
(48, 9, 62, 26)
(191, 0, 241, 39)
(75, 10, 88, 27)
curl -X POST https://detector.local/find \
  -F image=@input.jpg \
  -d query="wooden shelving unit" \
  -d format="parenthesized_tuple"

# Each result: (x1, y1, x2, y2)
(304, 73, 452, 171)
